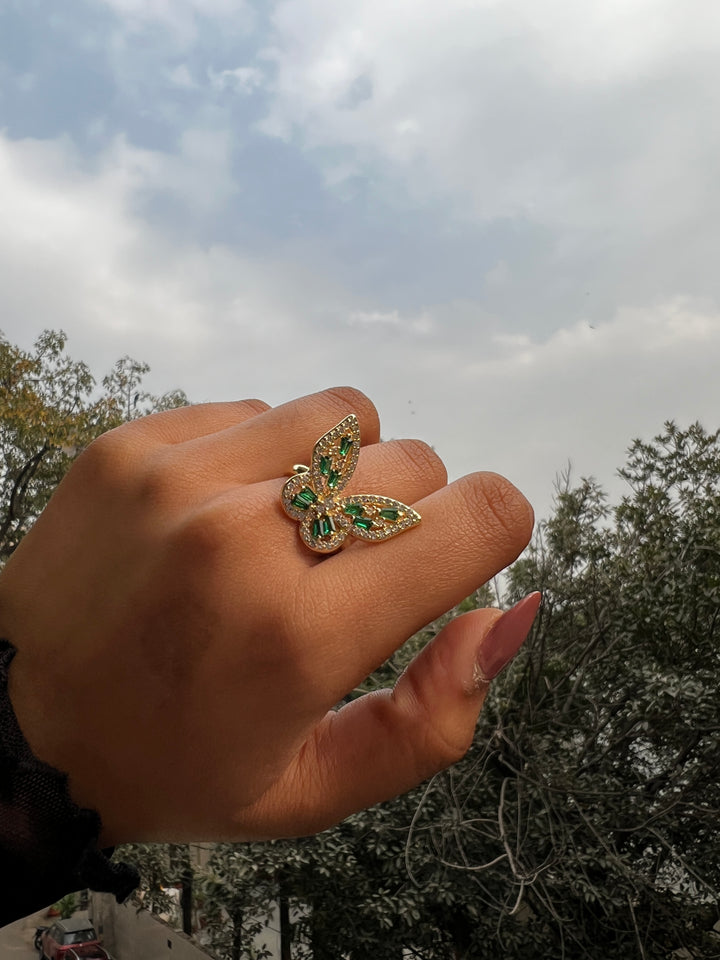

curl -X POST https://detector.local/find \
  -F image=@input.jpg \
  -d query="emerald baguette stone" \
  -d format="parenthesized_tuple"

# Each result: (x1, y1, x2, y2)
(328, 470, 341, 488)
(339, 437, 353, 456)
(353, 517, 373, 531)
(344, 504, 364, 517)
(292, 487, 318, 509)
(379, 508, 399, 521)
(312, 514, 337, 538)
(319, 456, 331, 475)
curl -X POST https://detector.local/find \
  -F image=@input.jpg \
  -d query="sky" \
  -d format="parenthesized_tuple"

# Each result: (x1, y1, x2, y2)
(1, 0, 720, 523)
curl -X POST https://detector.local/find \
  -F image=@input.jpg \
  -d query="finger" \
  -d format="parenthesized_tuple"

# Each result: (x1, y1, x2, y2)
(196, 440, 447, 584)
(178, 386, 381, 484)
(208, 440, 447, 576)
(274, 438, 447, 563)
(312, 472, 534, 678)
(116, 399, 272, 445)
(349, 438, 448, 502)
(243, 598, 540, 837)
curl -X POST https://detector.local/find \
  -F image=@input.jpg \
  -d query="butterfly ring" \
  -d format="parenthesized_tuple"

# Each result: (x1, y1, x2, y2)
(281, 415, 422, 553)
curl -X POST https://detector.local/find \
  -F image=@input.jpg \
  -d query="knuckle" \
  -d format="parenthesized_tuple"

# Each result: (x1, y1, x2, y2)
(324, 384, 372, 408)
(210, 399, 270, 426)
(424, 723, 472, 770)
(168, 491, 270, 587)
(458, 471, 534, 545)
(322, 387, 380, 436)
(425, 722, 474, 768)
(393, 438, 447, 485)
(172, 502, 235, 564)
(165, 513, 234, 603)
(136, 452, 179, 507)
(239, 398, 272, 415)
(400, 666, 472, 769)
(74, 427, 140, 489)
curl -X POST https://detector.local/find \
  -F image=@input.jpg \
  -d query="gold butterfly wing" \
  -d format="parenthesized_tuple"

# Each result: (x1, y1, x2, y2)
(338, 494, 422, 542)
(281, 414, 421, 552)
(281, 415, 361, 553)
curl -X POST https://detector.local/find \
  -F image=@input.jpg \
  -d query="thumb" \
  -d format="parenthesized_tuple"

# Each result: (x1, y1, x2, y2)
(278, 593, 541, 834)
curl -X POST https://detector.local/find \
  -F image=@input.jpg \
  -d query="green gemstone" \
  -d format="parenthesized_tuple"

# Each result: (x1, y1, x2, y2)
(292, 487, 317, 509)
(339, 437, 353, 456)
(312, 518, 321, 538)
(344, 504, 364, 517)
(328, 470, 341, 489)
(319, 456, 331, 475)
(379, 508, 399, 521)
(353, 517, 373, 531)
(320, 515, 336, 536)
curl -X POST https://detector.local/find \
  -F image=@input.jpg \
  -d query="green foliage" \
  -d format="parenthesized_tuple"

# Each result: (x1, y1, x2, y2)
(198, 844, 280, 960)
(118, 843, 178, 916)
(102, 355, 188, 422)
(53, 893, 78, 919)
(200, 422, 720, 959)
(0, 330, 109, 560)
(3, 330, 719, 957)
(493, 422, 720, 957)
(0, 330, 187, 563)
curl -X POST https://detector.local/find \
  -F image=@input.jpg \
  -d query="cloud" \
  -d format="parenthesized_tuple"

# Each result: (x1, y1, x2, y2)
(15, 72, 37, 93)
(92, 0, 258, 105)
(80, 129, 239, 217)
(349, 309, 402, 326)
(259, 0, 720, 238)
(409, 297, 720, 519)
(166, 64, 198, 90)
(97, 0, 250, 29)
(208, 66, 265, 95)
(347, 309, 432, 334)
(2, 126, 719, 526)
(3, 0, 720, 531)
(0, 130, 352, 402)
(0, 133, 279, 350)
(484, 261, 512, 288)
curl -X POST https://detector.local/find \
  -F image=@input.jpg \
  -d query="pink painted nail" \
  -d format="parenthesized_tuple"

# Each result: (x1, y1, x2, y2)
(473, 592, 542, 687)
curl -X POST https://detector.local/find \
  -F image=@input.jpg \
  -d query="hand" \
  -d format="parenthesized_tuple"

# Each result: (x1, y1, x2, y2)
(0, 388, 534, 845)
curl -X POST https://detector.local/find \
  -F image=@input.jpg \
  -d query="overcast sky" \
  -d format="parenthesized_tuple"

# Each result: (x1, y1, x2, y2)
(1, 0, 719, 522)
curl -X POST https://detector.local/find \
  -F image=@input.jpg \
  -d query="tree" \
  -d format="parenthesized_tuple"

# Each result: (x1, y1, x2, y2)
(203, 423, 720, 959)
(0, 330, 187, 564)
(200, 843, 280, 960)
(102, 355, 188, 422)
(4, 334, 718, 958)
(1, 330, 106, 561)
(459, 422, 720, 958)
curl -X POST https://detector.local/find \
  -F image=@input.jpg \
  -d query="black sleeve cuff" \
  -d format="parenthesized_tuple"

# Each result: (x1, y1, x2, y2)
(0, 639, 139, 927)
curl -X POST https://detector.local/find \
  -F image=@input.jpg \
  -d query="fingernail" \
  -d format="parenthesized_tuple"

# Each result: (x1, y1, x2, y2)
(473, 592, 541, 688)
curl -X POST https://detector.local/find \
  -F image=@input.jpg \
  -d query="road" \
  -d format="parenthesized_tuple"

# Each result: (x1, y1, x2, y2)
(0, 907, 46, 958)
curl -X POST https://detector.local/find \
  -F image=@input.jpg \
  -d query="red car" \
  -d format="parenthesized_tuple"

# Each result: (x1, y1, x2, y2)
(37, 918, 111, 960)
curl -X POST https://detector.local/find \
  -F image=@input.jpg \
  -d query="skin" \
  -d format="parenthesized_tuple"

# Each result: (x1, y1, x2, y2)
(0, 387, 534, 847)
